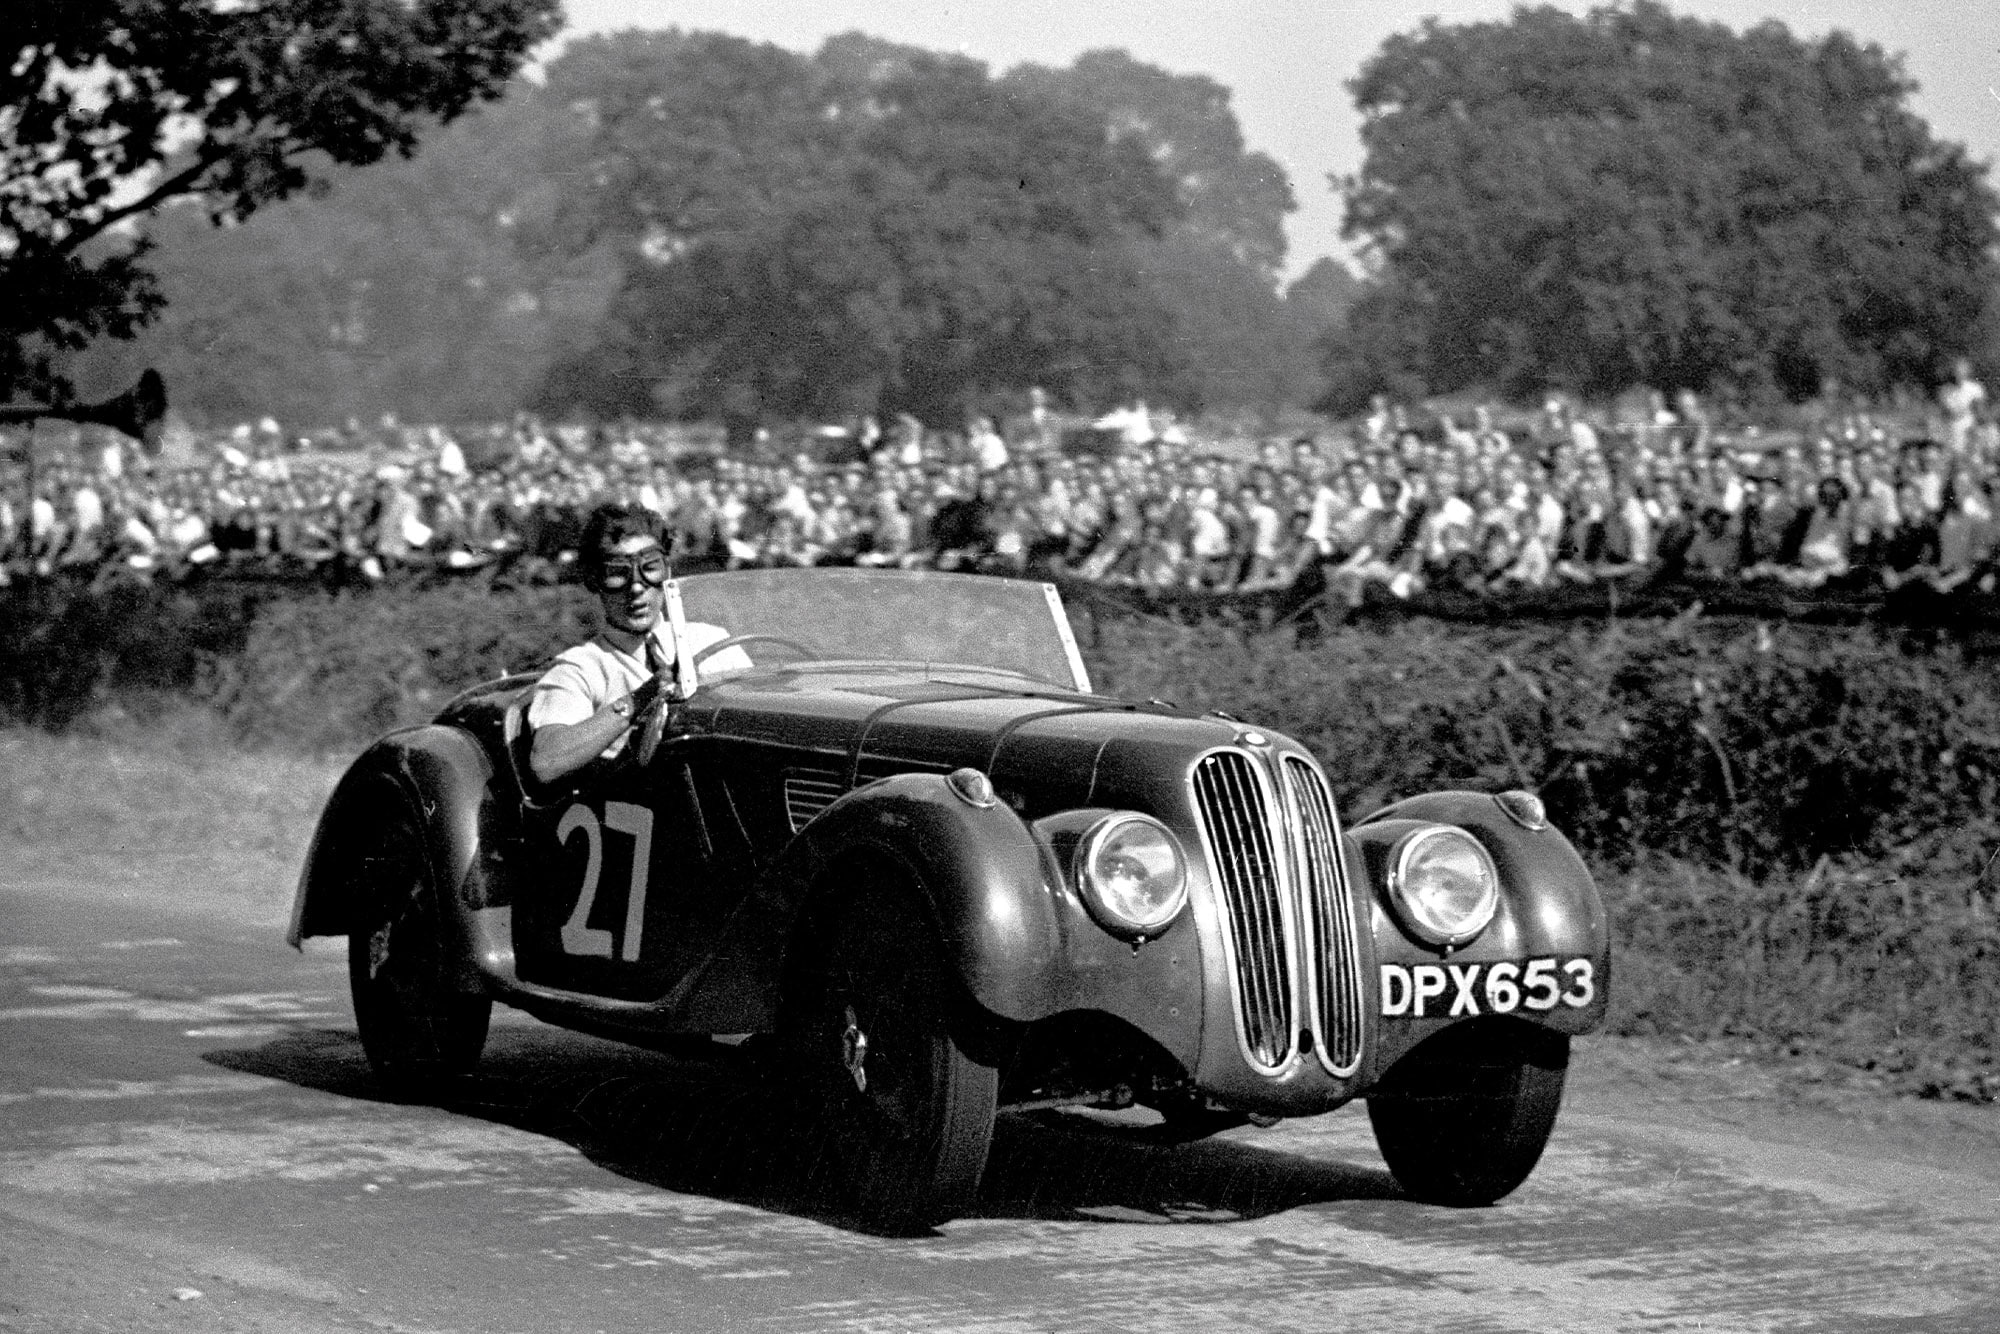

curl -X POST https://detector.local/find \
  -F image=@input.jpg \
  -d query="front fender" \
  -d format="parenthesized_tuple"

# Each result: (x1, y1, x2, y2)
(1351, 790, 1610, 1079)
(695, 773, 1201, 1070)
(287, 724, 500, 992)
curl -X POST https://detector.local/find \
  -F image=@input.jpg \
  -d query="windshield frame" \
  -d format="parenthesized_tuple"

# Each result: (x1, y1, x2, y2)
(668, 567, 1093, 695)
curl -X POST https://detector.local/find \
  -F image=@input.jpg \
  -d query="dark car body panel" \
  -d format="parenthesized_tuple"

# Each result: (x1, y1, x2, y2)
(293, 578, 1608, 1120)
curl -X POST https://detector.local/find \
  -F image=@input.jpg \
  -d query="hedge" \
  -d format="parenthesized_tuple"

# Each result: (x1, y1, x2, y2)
(9, 576, 2000, 882)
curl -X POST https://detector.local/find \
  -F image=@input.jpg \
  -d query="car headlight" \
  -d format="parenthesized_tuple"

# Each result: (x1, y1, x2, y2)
(1387, 825, 1499, 948)
(1074, 814, 1188, 939)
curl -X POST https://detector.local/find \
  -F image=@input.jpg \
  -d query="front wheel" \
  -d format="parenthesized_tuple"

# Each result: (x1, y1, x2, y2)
(781, 882, 998, 1232)
(1367, 1021, 1568, 1207)
(347, 803, 491, 1099)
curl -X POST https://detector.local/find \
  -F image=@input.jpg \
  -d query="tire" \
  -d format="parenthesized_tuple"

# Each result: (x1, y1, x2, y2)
(781, 881, 998, 1232)
(347, 800, 491, 1099)
(1367, 1021, 1569, 1207)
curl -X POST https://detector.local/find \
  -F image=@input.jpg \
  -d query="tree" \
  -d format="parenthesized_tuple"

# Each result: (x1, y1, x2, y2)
(1006, 49, 1295, 285)
(1, 0, 562, 403)
(538, 36, 1192, 428)
(1336, 1, 2000, 402)
(1005, 50, 1325, 410)
(70, 81, 618, 427)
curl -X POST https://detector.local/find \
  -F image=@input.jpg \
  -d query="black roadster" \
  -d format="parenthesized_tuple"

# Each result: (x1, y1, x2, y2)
(290, 567, 1607, 1229)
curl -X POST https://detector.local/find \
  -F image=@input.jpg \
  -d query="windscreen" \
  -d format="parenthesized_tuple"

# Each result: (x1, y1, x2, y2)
(674, 568, 1090, 692)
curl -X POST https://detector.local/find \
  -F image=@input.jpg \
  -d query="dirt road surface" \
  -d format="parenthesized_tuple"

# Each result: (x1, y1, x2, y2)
(4, 849, 1998, 1333)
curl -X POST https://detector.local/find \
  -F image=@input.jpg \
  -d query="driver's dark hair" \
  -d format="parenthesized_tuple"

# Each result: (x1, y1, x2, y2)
(580, 503, 674, 565)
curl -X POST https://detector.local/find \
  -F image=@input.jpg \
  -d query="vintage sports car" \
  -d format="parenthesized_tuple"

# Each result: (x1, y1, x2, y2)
(290, 568, 1608, 1230)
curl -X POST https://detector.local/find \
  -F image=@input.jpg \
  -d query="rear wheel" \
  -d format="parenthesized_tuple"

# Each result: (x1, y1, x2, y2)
(347, 802, 491, 1098)
(1367, 1021, 1568, 1207)
(782, 882, 998, 1232)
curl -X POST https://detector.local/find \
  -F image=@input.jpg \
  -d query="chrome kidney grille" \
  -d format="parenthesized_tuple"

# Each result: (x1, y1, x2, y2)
(1283, 754, 1366, 1075)
(1190, 749, 1365, 1077)
(1190, 751, 1294, 1069)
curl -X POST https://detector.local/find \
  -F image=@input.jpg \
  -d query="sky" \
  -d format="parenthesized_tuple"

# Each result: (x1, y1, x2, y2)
(555, 1, 2000, 282)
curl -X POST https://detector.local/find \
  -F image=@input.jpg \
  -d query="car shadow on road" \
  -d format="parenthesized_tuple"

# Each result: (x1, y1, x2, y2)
(207, 1021, 1401, 1235)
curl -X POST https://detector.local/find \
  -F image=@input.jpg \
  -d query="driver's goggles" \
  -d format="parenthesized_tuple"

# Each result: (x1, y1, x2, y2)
(592, 549, 669, 590)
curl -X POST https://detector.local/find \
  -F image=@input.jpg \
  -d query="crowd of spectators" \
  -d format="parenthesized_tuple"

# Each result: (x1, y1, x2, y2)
(4, 362, 1998, 615)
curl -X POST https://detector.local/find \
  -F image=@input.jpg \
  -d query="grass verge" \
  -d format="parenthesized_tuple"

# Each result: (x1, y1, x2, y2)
(0, 720, 341, 929)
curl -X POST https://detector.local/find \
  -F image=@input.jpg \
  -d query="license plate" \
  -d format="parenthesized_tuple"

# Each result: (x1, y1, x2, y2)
(1380, 957, 1596, 1017)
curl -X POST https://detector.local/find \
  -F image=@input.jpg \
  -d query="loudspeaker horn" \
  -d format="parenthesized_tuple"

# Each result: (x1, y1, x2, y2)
(0, 369, 168, 449)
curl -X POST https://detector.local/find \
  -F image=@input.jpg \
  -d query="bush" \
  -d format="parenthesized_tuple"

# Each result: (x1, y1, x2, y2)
(15, 578, 2000, 878)
(1086, 610, 2000, 882)
(216, 583, 591, 751)
(0, 577, 262, 731)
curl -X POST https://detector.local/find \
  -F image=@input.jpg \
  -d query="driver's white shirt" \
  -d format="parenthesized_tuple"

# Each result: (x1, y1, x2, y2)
(527, 621, 745, 762)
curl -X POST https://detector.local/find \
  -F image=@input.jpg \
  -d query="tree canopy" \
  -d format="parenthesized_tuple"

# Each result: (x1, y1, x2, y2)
(0, 0, 561, 404)
(1002, 50, 1335, 410)
(48, 26, 1335, 428)
(1328, 0, 2000, 408)
(536, 33, 1202, 428)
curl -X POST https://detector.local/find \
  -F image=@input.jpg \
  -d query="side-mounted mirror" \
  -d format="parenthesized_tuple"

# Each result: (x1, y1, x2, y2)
(634, 578, 699, 768)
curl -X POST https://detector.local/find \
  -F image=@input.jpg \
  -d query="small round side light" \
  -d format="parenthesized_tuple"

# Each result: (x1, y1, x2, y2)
(946, 767, 997, 809)
(1494, 789, 1547, 831)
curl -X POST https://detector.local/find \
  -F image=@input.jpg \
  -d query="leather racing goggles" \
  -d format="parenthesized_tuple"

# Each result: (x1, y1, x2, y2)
(590, 546, 670, 591)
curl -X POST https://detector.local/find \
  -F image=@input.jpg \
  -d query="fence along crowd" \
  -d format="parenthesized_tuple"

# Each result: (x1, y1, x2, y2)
(3, 367, 1997, 618)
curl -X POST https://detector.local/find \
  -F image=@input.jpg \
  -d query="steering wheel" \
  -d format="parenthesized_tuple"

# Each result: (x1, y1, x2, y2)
(631, 687, 678, 769)
(692, 633, 821, 668)
(633, 635, 821, 767)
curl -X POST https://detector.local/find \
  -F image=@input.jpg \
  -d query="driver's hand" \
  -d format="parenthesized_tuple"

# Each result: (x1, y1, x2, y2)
(626, 672, 678, 720)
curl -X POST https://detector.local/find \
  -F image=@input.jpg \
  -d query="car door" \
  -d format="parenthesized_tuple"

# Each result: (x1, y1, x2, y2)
(511, 731, 730, 1007)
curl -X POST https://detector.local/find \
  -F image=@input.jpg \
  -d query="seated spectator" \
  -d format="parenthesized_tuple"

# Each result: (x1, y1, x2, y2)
(1552, 478, 1610, 582)
(1598, 476, 1656, 576)
(1778, 478, 1853, 588)
(1681, 507, 1743, 582)
(1242, 509, 1320, 594)
(1924, 473, 1992, 592)
(1329, 479, 1424, 602)
(1878, 480, 1941, 590)
(1739, 477, 1809, 581)
(1130, 496, 1187, 590)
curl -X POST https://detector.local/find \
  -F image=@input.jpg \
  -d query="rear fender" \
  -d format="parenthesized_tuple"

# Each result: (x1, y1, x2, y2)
(1351, 790, 1609, 1079)
(287, 725, 501, 992)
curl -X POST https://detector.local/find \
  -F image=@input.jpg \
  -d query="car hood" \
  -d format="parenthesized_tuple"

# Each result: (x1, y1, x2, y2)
(692, 664, 1263, 820)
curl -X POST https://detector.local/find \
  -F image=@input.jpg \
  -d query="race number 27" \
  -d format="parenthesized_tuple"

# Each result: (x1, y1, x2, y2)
(557, 801, 654, 961)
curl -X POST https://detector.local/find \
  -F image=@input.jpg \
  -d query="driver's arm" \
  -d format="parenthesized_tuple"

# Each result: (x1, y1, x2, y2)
(526, 668, 660, 785)
(528, 695, 634, 785)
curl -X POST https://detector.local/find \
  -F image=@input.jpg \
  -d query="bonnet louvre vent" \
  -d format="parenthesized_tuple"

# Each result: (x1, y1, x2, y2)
(783, 771, 846, 833)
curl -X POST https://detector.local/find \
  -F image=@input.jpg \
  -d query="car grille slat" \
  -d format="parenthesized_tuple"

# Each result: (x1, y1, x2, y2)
(1191, 751, 1294, 1071)
(1285, 755, 1365, 1075)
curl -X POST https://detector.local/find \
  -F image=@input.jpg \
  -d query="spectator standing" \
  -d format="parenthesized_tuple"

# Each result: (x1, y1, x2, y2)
(1941, 358, 1988, 454)
(968, 415, 1009, 474)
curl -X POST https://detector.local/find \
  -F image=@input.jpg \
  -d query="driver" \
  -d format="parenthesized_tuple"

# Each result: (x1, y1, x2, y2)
(526, 504, 747, 785)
